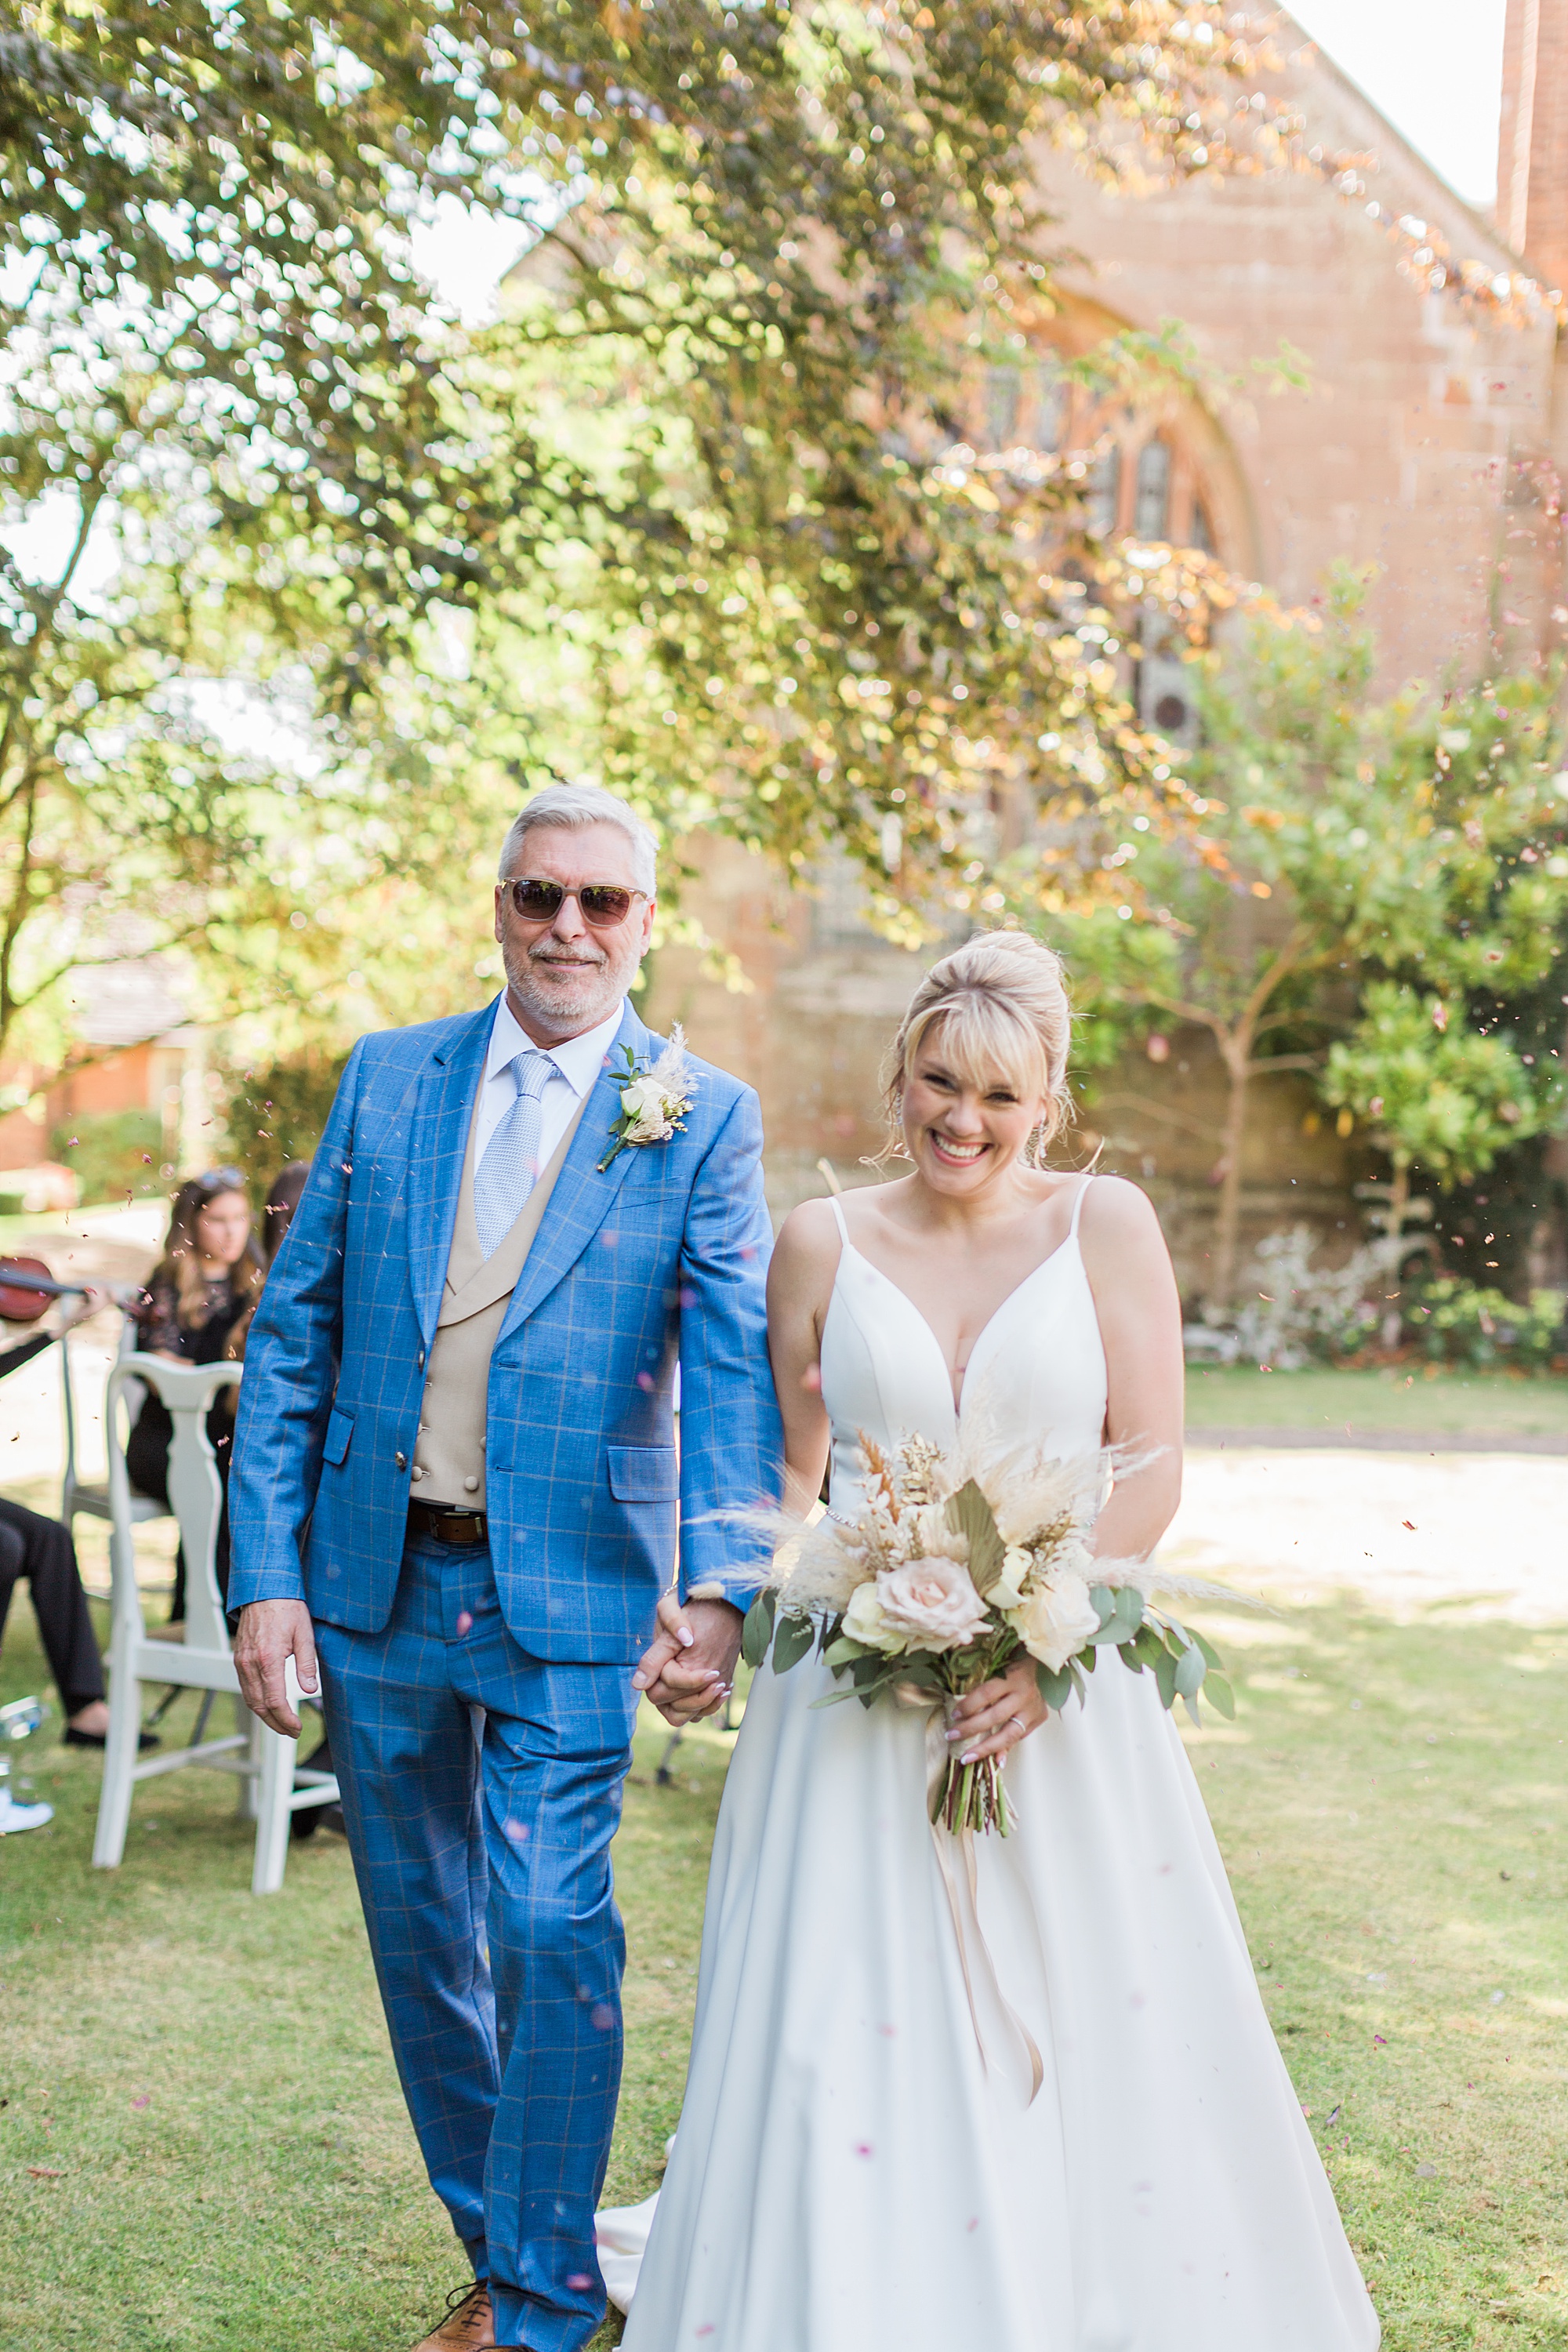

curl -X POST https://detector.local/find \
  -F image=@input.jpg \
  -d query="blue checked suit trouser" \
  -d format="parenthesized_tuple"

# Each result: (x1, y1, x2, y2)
(318, 1534, 637, 2352)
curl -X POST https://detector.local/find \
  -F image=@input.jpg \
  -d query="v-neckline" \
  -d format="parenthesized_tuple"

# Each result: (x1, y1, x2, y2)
(837, 1234, 1081, 1417)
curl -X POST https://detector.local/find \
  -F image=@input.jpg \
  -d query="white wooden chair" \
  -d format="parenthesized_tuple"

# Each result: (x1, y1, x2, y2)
(90, 1354, 338, 1893)
(61, 1313, 165, 1539)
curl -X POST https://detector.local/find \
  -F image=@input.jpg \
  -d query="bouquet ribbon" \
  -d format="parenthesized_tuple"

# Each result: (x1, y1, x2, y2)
(920, 1708, 1045, 2106)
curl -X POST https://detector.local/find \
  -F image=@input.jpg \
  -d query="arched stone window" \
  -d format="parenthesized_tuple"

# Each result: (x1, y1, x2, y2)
(965, 296, 1256, 574)
(1134, 437, 1172, 538)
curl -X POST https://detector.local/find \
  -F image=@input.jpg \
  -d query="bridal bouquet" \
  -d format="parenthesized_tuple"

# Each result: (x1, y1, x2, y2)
(741, 1428, 1232, 1838)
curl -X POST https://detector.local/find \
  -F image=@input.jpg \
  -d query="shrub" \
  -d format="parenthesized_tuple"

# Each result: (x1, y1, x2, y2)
(221, 1053, 350, 1192)
(49, 1110, 164, 1206)
(1225, 1225, 1410, 1369)
(1406, 1277, 1567, 1371)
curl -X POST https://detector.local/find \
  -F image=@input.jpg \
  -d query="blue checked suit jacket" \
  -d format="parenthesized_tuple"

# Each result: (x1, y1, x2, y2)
(227, 998, 782, 1661)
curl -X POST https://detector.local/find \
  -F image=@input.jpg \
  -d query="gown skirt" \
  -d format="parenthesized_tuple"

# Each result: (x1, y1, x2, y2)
(609, 1185, 1378, 2351)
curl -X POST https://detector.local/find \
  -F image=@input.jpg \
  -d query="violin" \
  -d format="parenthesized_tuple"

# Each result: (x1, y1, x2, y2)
(0, 1256, 91, 1325)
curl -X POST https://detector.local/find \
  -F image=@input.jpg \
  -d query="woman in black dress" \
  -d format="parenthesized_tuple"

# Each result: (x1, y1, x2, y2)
(127, 1167, 263, 1623)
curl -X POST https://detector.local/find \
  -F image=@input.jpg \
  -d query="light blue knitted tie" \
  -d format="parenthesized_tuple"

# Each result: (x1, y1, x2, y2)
(473, 1051, 554, 1260)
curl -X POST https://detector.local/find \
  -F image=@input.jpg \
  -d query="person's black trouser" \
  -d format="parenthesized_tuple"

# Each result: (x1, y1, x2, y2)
(0, 1497, 104, 1712)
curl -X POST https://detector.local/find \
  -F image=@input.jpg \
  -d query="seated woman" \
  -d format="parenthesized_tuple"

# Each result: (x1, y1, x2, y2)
(0, 1294, 148, 1751)
(127, 1167, 263, 1624)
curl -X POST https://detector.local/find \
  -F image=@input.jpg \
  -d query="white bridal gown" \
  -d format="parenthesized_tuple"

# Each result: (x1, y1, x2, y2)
(607, 1179, 1377, 2352)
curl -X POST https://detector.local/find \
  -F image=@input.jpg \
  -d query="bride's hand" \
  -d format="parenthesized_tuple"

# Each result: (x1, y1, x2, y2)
(946, 1655, 1047, 1765)
(633, 1592, 740, 1726)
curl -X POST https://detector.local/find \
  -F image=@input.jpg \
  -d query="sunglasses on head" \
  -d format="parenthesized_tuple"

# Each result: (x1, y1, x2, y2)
(502, 877, 648, 927)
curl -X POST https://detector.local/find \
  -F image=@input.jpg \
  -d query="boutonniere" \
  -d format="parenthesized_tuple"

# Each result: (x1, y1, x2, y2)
(597, 1025, 696, 1171)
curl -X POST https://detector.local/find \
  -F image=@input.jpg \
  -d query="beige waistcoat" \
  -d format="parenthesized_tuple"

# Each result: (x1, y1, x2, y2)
(411, 1081, 593, 1508)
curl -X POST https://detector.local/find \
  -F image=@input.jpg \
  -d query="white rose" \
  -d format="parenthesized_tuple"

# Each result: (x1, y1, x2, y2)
(620, 1076, 675, 1142)
(1007, 1570, 1101, 1673)
(992, 1544, 1033, 1610)
(875, 1555, 992, 1653)
(844, 1578, 906, 1654)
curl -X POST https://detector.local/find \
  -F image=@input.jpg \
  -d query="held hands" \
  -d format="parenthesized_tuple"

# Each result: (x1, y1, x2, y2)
(633, 1593, 743, 1726)
(234, 1599, 320, 1737)
(945, 1653, 1048, 1766)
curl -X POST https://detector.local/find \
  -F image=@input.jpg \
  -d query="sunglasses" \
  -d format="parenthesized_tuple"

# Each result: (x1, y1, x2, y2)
(502, 877, 648, 927)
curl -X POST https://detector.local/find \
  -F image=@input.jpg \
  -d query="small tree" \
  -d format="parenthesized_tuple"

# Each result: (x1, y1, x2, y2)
(1005, 577, 1568, 1312)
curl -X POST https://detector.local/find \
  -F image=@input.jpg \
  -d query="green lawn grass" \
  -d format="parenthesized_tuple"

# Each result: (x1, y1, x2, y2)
(2, 1588, 1564, 2351)
(1185, 1362, 1568, 1439)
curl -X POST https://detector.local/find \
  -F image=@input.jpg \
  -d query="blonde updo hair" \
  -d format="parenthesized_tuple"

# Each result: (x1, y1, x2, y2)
(881, 931, 1073, 1164)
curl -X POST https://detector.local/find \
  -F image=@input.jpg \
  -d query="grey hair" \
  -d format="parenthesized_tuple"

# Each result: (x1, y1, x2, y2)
(498, 782, 659, 896)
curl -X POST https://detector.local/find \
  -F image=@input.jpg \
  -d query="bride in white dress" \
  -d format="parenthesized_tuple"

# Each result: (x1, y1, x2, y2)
(616, 931, 1377, 2352)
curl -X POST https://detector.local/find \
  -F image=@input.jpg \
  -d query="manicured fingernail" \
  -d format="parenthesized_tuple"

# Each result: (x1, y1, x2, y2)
(677, 1628, 695, 1648)
(960, 1750, 979, 1765)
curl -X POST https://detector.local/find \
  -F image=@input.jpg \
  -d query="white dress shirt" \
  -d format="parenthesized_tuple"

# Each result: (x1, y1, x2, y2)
(474, 995, 626, 1172)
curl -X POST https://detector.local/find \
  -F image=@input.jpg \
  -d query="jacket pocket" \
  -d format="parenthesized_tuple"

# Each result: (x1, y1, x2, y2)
(607, 1445, 678, 1503)
(322, 1407, 354, 1468)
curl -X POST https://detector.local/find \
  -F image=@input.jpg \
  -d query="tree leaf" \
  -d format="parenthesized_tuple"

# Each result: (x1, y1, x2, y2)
(946, 1479, 1005, 1597)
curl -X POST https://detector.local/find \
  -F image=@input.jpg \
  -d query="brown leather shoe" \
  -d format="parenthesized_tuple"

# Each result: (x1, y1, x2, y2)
(410, 2281, 495, 2350)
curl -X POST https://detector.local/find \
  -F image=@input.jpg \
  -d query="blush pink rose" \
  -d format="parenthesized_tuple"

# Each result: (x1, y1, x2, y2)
(874, 1555, 992, 1653)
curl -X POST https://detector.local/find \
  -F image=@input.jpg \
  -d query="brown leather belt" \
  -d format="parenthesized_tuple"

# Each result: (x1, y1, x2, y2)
(407, 1499, 489, 1546)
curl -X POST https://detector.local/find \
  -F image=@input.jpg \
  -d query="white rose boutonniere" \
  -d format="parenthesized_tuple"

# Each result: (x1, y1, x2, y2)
(598, 1025, 696, 1171)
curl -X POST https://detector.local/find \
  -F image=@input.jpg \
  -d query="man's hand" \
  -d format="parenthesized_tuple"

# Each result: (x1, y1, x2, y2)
(234, 1599, 319, 1737)
(633, 1594, 743, 1726)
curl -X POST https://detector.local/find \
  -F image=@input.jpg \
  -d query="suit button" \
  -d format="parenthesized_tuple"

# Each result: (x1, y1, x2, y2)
(395, 1450, 407, 1469)
(416, 1348, 426, 1370)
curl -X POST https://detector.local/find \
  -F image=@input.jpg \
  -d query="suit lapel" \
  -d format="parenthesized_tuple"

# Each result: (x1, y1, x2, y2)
(406, 1002, 494, 1345)
(502, 1000, 650, 1339)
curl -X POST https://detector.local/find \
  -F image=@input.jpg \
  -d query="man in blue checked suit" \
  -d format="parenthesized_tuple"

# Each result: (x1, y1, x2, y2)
(229, 783, 781, 2352)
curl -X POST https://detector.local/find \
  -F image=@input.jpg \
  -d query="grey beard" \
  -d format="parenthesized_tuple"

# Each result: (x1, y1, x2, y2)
(503, 945, 614, 1023)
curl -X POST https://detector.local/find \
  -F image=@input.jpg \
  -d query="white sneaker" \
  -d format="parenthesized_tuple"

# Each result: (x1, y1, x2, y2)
(0, 1789, 53, 1835)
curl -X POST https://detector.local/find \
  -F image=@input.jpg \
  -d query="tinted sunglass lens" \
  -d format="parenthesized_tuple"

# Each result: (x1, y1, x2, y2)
(579, 886, 634, 924)
(510, 879, 565, 919)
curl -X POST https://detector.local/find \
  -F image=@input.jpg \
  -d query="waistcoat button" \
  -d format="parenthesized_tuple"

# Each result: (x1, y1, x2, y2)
(463, 1475, 478, 1493)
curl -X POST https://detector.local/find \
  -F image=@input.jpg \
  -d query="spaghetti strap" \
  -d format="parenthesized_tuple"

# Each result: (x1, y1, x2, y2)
(1068, 1172, 1094, 1240)
(826, 1193, 851, 1250)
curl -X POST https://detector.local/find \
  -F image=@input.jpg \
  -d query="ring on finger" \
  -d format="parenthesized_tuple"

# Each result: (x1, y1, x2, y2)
(1006, 1714, 1025, 1739)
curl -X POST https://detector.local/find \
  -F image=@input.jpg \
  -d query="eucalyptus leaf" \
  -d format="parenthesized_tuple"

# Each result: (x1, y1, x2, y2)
(1131, 1624, 1166, 1671)
(1113, 1584, 1145, 1632)
(1190, 1628, 1224, 1670)
(740, 1588, 776, 1671)
(1174, 1642, 1207, 1700)
(946, 1479, 1005, 1598)
(1035, 1661, 1073, 1709)
(823, 1637, 867, 1669)
(771, 1612, 818, 1675)
(1181, 1692, 1203, 1730)
(1089, 1584, 1116, 1628)
(1117, 1638, 1145, 1674)
(1204, 1672, 1236, 1721)
(1154, 1648, 1179, 1710)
